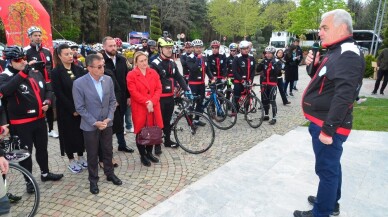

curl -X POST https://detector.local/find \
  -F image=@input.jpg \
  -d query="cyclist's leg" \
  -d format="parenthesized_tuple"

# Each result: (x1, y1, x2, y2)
(261, 86, 270, 117)
(13, 123, 34, 173)
(32, 118, 49, 174)
(269, 85, 278, 119)
(159, 96, 175, 146)
(233, 83, 243, 111)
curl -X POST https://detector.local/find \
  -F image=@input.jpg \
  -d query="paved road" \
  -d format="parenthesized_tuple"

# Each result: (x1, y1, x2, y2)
(16, 62, 385, 217)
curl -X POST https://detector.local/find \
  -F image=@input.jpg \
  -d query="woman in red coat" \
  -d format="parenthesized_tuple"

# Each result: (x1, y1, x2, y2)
(127, 51, 163, 167)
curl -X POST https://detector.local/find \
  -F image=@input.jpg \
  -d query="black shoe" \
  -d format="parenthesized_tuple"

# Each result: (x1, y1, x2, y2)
(41, 172, 64, 182)
(90, 182, 99, 194)
(154, 144, 162, 155)
(7, 193, 22, 203)
(26, 181, 35, 193)
(371, 91, 377, 95)
(293, 210, 313, 217)
(194, 120, 206, 126)
(307, 195, 340, 216)
(146, 152, 159, 163)
(283, 101, 291, 105)
(381, 92, 384, 95)
(263, 115, 270, 121)
(118, 146, 135, 153)
(290, 92, 294, 96)
(164, 140, 179, 148)
(269, 119, 277, 125)
(140, 156, 151, 167)
(293, 87, 298, 91)
(107, 174, 122, 185)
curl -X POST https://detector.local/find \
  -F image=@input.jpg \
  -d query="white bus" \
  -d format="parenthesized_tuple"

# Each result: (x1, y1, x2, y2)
(269, 31, 296, 51)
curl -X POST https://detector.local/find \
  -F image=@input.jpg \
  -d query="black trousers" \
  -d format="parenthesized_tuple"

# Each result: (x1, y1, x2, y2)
(83, 127, 114, 184)
(46, 107, 54, 131)
(373, 69, 388, 93)
(13, 118, 49, 174)
(189, 84, 205, 119)
(160, 96, 174, 141)
(233, 83, 244, 111)
(277, 77, 288, 104)
(261, 85, 278, 118)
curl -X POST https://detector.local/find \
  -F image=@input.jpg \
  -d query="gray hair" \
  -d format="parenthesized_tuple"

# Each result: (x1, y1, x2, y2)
(321, 9, 353, 33)
(85, 54, 102, 67)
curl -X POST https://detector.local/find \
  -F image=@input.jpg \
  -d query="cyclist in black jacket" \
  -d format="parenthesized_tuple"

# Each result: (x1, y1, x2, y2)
(0, 46, 63, 194)
(186, 39, 215, 126)
(180, 41, 193, 83)
(225, 43, 238, 101)
(150, 37, 192, 154)
(24, 26, 58, 139)
(232, 40, 255, 111)
(206, 40, 227, 85)
(256, 46, 282, 124)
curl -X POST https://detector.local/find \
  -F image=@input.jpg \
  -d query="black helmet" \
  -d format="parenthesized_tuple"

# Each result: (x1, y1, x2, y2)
(4, 46, 25, 60)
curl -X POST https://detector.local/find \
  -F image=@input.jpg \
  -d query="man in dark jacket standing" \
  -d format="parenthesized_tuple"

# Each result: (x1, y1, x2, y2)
(24, 26, 58, 138)
(102, 37, 134, 153)
(294, 9, 365, 217)
(372, 47, 388, 95)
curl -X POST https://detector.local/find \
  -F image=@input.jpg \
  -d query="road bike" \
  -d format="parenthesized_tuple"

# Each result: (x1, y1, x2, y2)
(170, 91, 215, 154)
(237, 83, 264, 128)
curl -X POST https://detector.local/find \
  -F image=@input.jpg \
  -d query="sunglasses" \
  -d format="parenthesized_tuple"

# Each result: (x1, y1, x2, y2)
(89, 65, 105, 70)
(13, 57, 27, 62)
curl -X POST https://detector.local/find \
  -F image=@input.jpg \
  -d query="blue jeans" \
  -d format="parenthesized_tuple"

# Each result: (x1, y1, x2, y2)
(125, 106, 132, 129)
(309, 122, 347, 217)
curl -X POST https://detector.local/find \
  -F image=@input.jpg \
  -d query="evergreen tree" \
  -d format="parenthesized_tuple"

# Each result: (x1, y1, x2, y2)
(150, 6, 162, 40)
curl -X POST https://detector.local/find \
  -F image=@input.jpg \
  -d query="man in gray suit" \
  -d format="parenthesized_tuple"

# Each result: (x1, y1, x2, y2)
(73, 54, 122, 194)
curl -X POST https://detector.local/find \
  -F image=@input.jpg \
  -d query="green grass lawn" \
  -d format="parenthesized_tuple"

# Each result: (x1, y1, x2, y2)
(302, 97, 388, 132)
(353, 97, 388, 131)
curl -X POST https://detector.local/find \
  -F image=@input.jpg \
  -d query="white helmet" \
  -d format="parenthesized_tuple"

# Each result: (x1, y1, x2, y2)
(92, 43, 103, 52)
(239, 40, 250, 49)
(66, 41, 79, 49)
(27, 26, 42, 36)
(191, 39, 203, 47)
(265, 46, 276, 54)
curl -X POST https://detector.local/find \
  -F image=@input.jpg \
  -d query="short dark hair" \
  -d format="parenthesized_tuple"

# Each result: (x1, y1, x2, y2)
(85, 54, 102, 67)
(294, 39, 300, 42)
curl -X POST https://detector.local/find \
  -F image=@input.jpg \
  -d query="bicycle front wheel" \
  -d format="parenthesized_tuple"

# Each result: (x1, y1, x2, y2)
(207, 97, 237, 130)
(244, 95, 264, 128)
(173, 111, 215, 154)
(5, 162, 40, 217)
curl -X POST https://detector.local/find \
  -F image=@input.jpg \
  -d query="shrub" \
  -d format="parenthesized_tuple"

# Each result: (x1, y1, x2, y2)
(364, 54, 376, 78)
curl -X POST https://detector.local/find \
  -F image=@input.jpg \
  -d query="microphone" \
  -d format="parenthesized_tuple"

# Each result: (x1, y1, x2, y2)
(307, 42, 320, 76)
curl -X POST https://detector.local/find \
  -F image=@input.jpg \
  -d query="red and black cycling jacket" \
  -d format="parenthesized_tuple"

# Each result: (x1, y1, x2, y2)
(150, 56, 189, 97)
(0, 66, 52, 125)
(25, 43, 53, 83)
(302, 37, 365, 137)
(206, 53, 227, 79)
(186, 53, 214, 85)
(232, 53, 255, 84)
(257, 58, 282, 86)
(226, 55, 235, 78)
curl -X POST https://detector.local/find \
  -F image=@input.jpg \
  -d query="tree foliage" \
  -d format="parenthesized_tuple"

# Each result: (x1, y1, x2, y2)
(287, 0, 348, 35)
(150, 6, 162, 40)
(259, 1, 296, 31)
(208, 0, 261, 38)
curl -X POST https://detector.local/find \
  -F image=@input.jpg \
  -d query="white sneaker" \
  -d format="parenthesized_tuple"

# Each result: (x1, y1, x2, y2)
(48, 130, 59, 138)
(68, 160, 82, 173)
(357, 98, 367, 104)
(77, 157, 88, 169)
(130, 127, 134, 133)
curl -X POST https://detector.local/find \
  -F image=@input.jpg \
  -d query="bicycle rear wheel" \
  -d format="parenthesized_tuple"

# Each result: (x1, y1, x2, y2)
(173, 111, 215, 154)
(5, 162, 40, 217)
(244, 95, 264, 128)
(207, 97, 237, 130)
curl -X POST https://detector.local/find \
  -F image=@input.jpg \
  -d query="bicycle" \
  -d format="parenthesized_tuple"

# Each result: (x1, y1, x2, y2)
(170, 92, 215, 154)
(1, 136, 40, 217)
(202, 82, 237, 130)
(237, 82, 264, 128)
